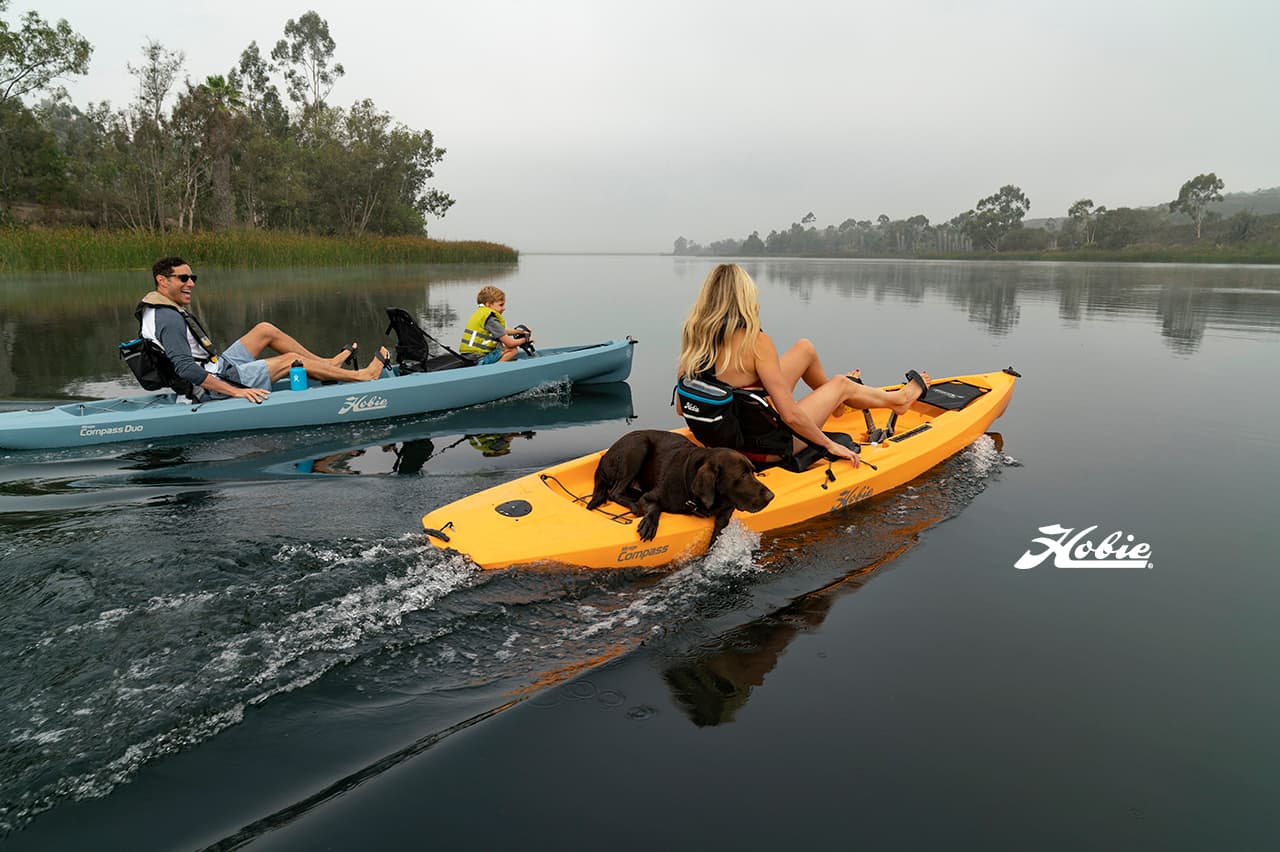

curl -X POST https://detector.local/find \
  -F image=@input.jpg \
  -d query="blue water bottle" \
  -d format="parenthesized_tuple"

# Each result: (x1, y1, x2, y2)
(289, 359, 307, 391)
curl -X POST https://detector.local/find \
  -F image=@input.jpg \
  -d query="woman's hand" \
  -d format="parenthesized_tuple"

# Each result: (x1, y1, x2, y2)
(828, 441, 860, 467)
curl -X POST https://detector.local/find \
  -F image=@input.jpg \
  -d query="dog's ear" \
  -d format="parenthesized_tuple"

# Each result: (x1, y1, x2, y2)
(691, 459, 719, 508)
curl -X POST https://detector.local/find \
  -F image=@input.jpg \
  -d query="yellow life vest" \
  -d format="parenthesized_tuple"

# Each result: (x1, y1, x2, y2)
(459, 305, 506, 357)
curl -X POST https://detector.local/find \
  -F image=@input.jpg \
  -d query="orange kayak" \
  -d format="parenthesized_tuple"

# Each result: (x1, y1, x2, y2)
(422, 369, 1018, 569)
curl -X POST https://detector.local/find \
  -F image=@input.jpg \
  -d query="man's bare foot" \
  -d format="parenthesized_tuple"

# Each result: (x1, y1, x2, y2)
(332, 343, 358, 367)
(361, 346, 391, 380)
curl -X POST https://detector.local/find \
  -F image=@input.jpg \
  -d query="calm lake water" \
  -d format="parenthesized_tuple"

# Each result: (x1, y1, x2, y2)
(2, 255, 1279, 850)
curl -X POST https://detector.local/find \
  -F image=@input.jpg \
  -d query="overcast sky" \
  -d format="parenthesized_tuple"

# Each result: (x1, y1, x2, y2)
(23, 0, 1280, 253)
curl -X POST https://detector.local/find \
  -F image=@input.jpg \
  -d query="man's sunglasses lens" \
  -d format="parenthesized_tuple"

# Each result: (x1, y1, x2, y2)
(172, 274, 198, 283)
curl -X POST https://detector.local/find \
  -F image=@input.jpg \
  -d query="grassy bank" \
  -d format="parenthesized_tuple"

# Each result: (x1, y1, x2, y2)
(0, 227, 518, 272)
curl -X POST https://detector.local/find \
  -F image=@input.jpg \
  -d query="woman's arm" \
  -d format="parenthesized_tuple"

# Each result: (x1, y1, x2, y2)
(752, 333, 843, 453)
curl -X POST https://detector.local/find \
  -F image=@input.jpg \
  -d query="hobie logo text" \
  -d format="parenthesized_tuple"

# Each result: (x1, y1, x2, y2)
(337, 394, 389, 415)
(1014, 524, 1153, 570)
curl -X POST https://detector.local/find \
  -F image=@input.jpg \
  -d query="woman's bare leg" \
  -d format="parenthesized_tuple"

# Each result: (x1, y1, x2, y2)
(778, 338, 831, 392)
(796, 370, 931, 424)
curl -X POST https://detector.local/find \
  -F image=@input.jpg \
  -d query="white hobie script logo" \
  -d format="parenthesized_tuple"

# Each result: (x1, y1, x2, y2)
(1015, 524, 1153, 570)
(337, 394, 389, 416)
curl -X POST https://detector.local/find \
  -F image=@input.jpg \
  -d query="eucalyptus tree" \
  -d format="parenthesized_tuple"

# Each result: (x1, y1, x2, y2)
(309, 98, 452, 235)
(0, 0, 91, 107)
(229, 42, 292, 227)
(1066, 198, 1099, 246)
(125, 39, 184, 230)
(962, 184, 1031, 251)
(231, 41, 287, 130)
(170, 74, 245, 229)
(271, 11, 344, 118)
(1169, 172, 1224, 239)
(0, 1, 90, 213)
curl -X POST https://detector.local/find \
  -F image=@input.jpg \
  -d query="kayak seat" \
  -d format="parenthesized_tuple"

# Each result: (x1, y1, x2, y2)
(384, 307, 473, 374)
(755, 431, 860, 473)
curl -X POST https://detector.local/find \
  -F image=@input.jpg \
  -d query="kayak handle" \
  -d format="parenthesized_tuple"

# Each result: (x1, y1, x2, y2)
(424, 523, 453, 543)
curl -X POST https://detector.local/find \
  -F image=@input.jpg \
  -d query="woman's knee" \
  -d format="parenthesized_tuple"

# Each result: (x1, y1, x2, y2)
(785, 337, 818, 363)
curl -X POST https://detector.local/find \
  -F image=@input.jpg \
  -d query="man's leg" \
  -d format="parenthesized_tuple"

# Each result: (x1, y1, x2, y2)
(262, 347, 389, 383)
(237, 322, 352, 365)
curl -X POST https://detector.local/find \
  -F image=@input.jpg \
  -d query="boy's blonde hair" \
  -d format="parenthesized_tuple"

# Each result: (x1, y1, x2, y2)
(677, 263, 762, 378)
(477, 285, 506, 305)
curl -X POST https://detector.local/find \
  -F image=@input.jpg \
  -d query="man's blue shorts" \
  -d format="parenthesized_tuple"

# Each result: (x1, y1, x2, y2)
(476, 348, 504, 366)
(214, 340, 272, 391)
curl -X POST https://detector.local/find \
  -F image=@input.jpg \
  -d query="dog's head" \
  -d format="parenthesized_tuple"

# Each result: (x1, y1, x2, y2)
(691, 449, 775, 513)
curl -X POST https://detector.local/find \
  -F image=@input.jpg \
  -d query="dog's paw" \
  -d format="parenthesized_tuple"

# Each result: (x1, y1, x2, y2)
(637, 515, 659, 541)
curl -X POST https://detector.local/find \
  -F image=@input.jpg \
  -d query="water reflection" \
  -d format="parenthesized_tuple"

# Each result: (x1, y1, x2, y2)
(661, 514, 936, 726)
(658, 433, 1011, 727)
(294, 431, 538, 476)
(678, 258, 1280, 349)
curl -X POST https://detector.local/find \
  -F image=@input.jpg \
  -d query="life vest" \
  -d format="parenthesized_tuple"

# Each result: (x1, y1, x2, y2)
(459, 306, 505, 357)
(129, 292, 220, 397)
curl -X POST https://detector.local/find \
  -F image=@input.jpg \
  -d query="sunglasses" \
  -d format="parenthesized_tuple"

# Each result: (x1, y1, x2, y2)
(167, 273, 198, 283)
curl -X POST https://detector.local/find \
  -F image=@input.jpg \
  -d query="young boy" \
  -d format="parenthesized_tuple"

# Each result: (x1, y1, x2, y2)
(458, 285, 533, 365)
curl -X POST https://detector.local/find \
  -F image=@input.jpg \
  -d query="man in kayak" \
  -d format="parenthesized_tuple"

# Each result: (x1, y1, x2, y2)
(458, 286, 534, 364)
(676, 263, 930, 469)
(140, 256, 389, 403)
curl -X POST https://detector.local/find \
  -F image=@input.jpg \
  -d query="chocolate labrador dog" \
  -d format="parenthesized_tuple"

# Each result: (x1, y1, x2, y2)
(587, 430, 775, 545)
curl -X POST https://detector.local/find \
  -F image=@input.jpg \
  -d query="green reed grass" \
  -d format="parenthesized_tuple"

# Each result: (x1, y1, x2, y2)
(0, 227, 518, 272)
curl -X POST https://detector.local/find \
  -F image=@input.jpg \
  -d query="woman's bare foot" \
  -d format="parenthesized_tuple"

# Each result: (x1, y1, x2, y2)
(891, 369, 930, 413)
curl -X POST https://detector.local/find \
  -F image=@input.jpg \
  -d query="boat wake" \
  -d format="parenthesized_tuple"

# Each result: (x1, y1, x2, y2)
(0, 433, 1016, 838)
(0, 536, 477, 833)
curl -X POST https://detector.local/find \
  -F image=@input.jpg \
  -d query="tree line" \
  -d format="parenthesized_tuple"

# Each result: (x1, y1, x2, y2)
(675, 174, 1280, 259)
(0, 4, 452, 236)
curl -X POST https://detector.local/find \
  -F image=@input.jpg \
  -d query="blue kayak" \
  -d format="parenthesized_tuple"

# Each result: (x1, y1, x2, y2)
(0, 339, 636, 450)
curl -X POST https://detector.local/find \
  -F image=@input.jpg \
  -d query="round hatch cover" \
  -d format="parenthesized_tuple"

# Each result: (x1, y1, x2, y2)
(495, 499, 532, 518)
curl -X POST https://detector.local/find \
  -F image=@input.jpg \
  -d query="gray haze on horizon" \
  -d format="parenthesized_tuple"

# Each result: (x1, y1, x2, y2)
(22, 0, 1280, 253)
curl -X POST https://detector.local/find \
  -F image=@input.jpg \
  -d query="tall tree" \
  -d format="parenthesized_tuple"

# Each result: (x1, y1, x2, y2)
(0, 0, 91, 107)
(271, 11, 344, 112)
(309, 98, 451, 235)
(171, 75, 245, 229)
(128, 39, 183, 126)
(127, 39, 184, 230)
(1169, 172, 1224, 239)
(1066, 198, 1098, 246)
(962, 184, 1031, 251)
(231, 41, 287, 130)
(199, 75, 244, 228)
(0, 98, 69, 208)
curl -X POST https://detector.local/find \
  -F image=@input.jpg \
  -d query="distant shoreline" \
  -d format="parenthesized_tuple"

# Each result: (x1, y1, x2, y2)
(669, 246, 1280, 265)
